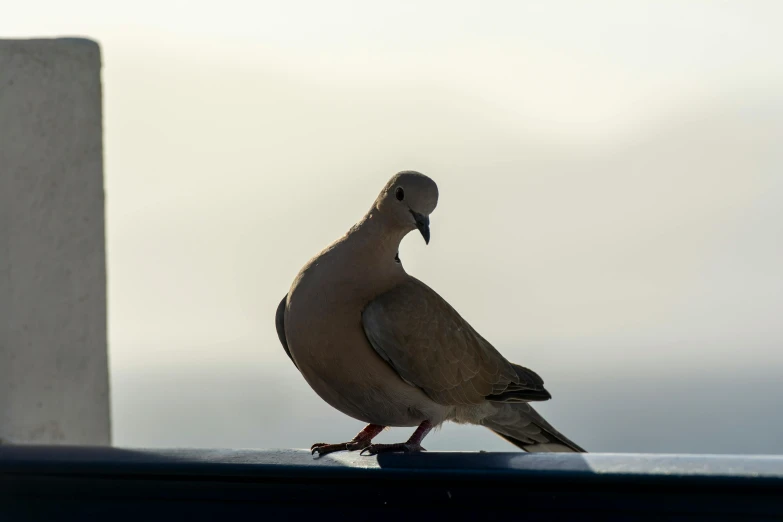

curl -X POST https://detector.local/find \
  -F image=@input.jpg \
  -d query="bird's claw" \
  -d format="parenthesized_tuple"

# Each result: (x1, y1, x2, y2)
(310, 442, 344, 457)
(310, 440, 368, 457)
(310, 443, 331, 455)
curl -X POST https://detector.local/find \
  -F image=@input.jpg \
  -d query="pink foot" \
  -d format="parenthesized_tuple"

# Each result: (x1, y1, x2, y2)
(311, 440, 370, 456)
(359, 420, 433, 456)
(310, 424, 385, 458)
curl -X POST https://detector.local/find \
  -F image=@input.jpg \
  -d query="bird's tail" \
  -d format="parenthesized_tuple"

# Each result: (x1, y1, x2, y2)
(481, 402, 586, 453)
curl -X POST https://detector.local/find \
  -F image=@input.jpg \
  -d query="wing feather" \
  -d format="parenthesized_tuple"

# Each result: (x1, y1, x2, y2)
(362, 278, 550, 405)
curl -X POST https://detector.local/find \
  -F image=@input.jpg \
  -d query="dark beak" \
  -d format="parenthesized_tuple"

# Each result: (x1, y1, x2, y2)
(411, 211, 430, 245)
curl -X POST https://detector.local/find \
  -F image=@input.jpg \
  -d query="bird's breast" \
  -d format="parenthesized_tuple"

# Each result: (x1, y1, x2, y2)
(283, 258, 442, 426)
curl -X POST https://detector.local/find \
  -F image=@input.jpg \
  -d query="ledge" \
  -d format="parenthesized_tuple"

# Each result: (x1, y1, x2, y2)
(2, 446, 783, 520)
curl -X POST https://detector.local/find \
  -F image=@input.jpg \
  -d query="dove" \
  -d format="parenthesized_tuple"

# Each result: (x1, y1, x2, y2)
(275, 171, 585, 456)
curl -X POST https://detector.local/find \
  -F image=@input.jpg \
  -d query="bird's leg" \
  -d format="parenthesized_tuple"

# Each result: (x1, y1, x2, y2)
(360, 420, 432, 456)
(311, 423, 385, 457)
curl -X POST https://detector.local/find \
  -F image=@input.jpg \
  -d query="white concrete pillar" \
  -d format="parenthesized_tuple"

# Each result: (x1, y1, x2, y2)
(0, 38, 110, 445)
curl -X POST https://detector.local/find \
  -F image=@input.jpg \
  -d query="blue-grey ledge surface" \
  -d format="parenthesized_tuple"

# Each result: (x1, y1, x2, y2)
(2, 445, 783, 521)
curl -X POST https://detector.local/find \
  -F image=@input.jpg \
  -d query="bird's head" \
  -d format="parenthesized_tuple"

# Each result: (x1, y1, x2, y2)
(374, 171, 439, 244)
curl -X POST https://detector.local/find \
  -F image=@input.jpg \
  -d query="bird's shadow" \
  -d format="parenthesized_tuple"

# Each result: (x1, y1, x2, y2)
(374, 451, 594, 472)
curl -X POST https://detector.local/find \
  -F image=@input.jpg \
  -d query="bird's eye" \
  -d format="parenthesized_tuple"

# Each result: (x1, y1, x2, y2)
(395, 187, 405, 201)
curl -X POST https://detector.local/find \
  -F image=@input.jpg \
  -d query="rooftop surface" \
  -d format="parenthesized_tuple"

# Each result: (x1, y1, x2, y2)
(3, 446, 783, 520)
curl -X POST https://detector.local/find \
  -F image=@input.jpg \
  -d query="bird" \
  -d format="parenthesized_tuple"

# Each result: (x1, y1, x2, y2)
(275, 171, 585, 456)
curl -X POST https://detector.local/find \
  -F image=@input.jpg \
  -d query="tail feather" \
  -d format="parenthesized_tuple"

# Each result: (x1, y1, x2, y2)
(482, 403, 586, 453)
(493, 430, 585, 453)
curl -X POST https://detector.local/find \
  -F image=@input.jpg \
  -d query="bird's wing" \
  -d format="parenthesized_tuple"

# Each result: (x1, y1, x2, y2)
(275, 294, 298, 370)
(362, 278, 550, 405)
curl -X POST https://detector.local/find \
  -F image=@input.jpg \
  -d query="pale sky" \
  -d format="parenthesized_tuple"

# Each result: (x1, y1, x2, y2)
(4, 1, 783, 452)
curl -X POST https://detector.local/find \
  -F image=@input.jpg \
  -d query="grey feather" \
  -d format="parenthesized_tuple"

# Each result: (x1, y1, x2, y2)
(482, 402, 586, 453)
(362, 278, 552, 405)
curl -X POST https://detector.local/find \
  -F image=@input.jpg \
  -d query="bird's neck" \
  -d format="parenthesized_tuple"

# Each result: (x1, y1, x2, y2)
(346, 210, 407, 264)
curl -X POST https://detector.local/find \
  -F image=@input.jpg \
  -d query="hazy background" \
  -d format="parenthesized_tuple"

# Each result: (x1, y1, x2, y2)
(5, 0, 783, 454)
